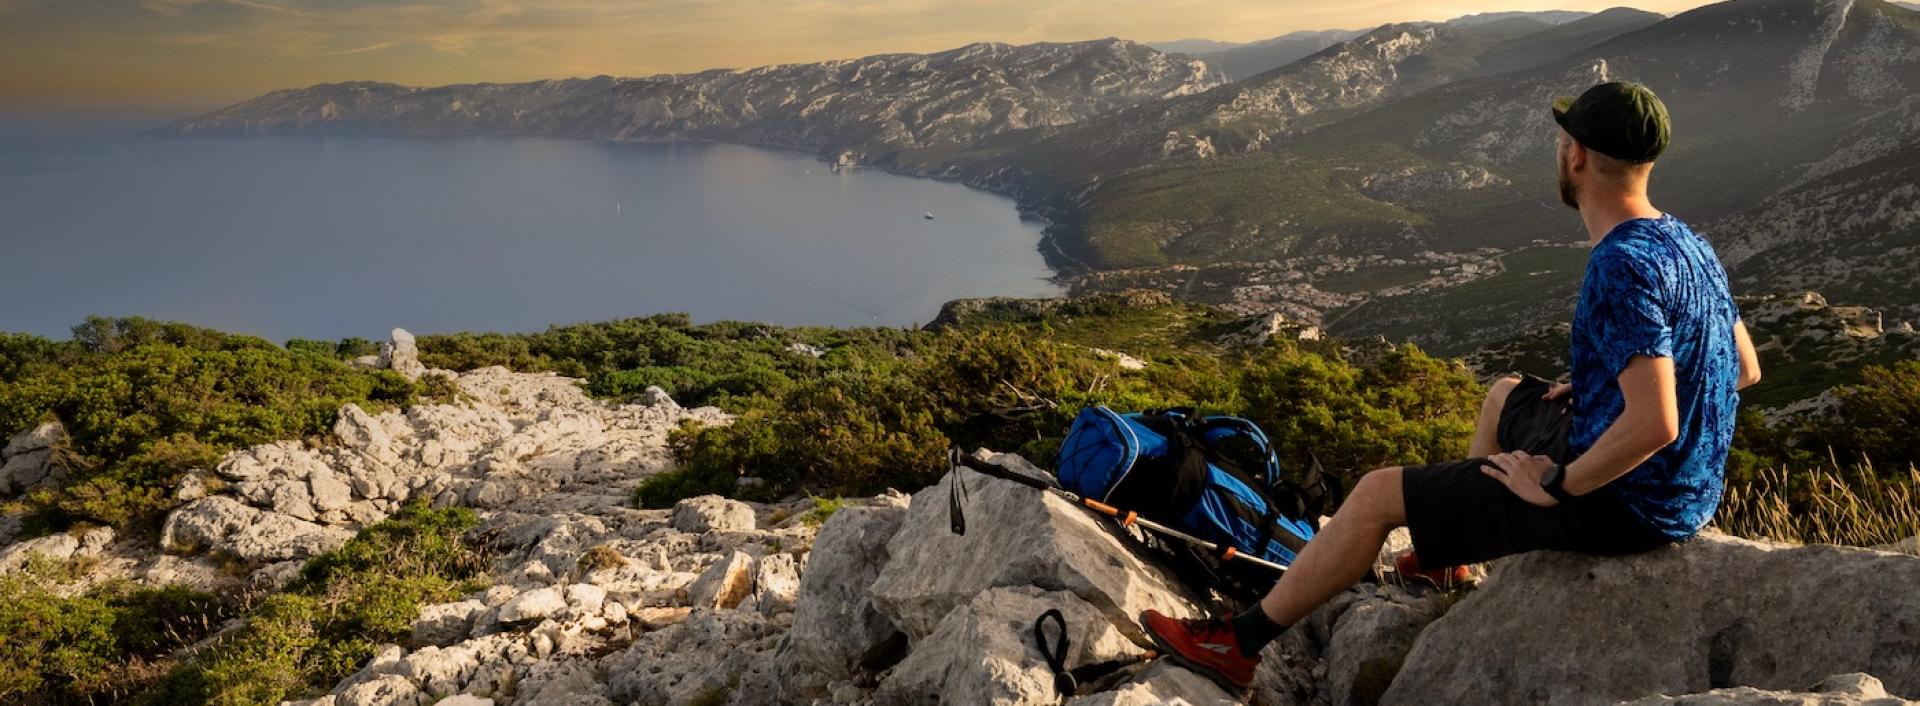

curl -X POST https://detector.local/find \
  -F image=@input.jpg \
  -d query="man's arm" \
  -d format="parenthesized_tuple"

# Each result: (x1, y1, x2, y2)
(1733, 319, 1761, 391)
(1561, 354, 1678, 496)
(1482, 354, 1677, 504)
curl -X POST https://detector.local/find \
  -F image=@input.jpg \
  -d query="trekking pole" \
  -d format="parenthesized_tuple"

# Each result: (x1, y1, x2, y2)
(949, 448, 1288, 575)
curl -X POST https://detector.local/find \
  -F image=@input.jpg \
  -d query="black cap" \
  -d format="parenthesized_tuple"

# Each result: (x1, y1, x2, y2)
(1551, 82, 1670, 163)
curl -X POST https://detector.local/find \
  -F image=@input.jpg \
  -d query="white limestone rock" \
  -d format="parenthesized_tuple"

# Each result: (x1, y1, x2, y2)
(687, 550, 755, 610)
(869, 451, 1204, 644)
(161, 496, 353, 563)
(498, 586, 567, 624)
(412, 600, 487, 647)
(876, 585, 1139, 706)
(670, 495, 756, 534)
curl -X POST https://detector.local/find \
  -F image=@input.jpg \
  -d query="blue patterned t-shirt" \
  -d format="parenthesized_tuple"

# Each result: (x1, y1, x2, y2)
(1569, 214, 1741, 540)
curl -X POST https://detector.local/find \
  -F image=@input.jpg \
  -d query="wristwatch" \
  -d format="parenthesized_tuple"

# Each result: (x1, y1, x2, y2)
(1540, 463, 1578, 504)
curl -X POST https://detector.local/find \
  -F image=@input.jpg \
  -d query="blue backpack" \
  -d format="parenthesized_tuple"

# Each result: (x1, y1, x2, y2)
(1055, 406, 1339, 600)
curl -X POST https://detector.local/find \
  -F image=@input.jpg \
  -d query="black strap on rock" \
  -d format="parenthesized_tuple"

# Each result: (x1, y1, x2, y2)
(1034, 609, 1078, 697)
(1034, 608, 1153, 698)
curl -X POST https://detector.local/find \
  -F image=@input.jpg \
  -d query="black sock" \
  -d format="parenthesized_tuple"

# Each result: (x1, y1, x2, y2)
(1230, 605, 1287, 657)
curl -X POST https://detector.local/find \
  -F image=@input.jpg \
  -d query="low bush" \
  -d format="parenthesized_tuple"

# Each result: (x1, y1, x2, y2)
(142, 501, 488, 705)
(0, 558, 229, 703)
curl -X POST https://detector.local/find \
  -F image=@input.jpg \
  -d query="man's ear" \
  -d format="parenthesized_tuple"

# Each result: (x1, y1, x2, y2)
(1565, 138, 1588, 174)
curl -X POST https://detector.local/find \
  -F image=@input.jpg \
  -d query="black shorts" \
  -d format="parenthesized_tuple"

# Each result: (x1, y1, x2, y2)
(1400, 374, 1672, 567)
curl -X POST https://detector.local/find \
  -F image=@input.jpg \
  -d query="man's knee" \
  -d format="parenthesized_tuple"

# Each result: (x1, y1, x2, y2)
(1345, 466, 1407, 526)
(1486, 375, 1521, 408)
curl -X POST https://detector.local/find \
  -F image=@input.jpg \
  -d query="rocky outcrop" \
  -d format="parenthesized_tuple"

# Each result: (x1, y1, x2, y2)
(158, 339, 731, 563)
(1386, 533, 1920, 704)
(0, 525, 112, 573)
(868, 451, 1205, 644)
(0, 421, 65, 496)
(770, 493, 910, 695)
(161, 496, 354, 562)
(875, 585, 1138, 705)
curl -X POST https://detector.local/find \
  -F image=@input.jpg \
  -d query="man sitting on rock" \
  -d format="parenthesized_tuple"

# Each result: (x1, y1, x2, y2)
(1140, 82, 1765, 692)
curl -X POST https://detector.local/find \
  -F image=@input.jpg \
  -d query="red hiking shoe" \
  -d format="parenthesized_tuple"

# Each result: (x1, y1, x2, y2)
(1139, 609, 1258, 692)
(1394, 550, 1471, 588)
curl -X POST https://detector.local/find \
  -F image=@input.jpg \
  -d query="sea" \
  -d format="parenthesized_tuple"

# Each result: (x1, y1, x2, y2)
(0, 120, 1062, 341)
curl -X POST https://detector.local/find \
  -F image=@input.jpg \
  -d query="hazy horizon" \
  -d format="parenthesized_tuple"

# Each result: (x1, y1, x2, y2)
(2, 0, 1720, 114)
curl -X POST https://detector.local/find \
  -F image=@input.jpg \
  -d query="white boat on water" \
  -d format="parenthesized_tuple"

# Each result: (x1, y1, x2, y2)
(923, 212, 934, 220)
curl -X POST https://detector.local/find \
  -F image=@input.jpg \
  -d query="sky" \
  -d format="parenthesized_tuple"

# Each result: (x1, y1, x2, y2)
(1, 0, 1721, 114)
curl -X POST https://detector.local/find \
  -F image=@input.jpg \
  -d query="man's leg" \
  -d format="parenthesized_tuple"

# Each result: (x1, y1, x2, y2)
(1139, 466, 1407, 690)
(1257, 466, 1405, 626)
(1469, 375, 1521, 458)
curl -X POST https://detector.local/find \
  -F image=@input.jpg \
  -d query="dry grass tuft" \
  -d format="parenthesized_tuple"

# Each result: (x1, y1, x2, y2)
(1716, 462, 1919, 549)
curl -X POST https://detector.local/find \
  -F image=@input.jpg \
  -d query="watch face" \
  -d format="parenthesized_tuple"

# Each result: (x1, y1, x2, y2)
(1543, 464, 1561, 487)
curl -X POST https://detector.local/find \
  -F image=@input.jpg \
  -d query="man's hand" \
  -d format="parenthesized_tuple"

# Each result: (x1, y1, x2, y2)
(1480, 451, 1560, 507)
(1543, 382, 1572, 401)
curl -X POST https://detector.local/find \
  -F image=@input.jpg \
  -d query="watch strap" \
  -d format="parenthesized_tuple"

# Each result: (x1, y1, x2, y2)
(1542, 464, 1578, 504)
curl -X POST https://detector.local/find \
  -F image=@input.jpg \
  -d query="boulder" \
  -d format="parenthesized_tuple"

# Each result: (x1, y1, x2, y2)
(379, 328, 428, 381)
(875, 586, 1139, 706)
(868, 452, 1204, 644)
(1067, 661, 1240, 706)
(499, 586, 567, 623)
(641, 386, 680, 410)
(1619, 672, 1908, 705)
(161, 496, 354, 563)
(751, 552, 801, 615)
(670, 495, 756, 534)
(565, 583, 607, 615)
(1385, 533, 1920, 704)
(687, 550, 755, 610)
(1323, 585, 1448, 706)
(779, 495, 910, 683)
(0, 421, 65, 495)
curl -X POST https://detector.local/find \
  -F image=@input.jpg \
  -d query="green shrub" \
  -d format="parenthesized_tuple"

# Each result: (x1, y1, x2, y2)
(1239, 342, 1482, 483)
(144, 502, 488, 705)
(0, 564, 228, 703)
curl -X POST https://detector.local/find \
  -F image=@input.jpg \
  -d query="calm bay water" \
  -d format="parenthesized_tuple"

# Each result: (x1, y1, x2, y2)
(0, 132, 1062, 341)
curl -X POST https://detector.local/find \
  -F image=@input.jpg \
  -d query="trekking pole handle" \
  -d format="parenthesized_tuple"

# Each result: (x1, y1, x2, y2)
(1081, 499, 1121, 517)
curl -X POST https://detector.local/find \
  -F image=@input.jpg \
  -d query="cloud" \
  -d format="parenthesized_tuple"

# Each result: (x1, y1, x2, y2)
(324, 41, 400, 56)
(5, 0, 1722, 110)
(139, 0, 207, 16)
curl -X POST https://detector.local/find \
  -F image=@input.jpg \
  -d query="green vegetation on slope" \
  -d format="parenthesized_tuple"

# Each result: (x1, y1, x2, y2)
(140, 502, 488, 705)
(0, 503, 482, 705)
(0, 318, 443, 534)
